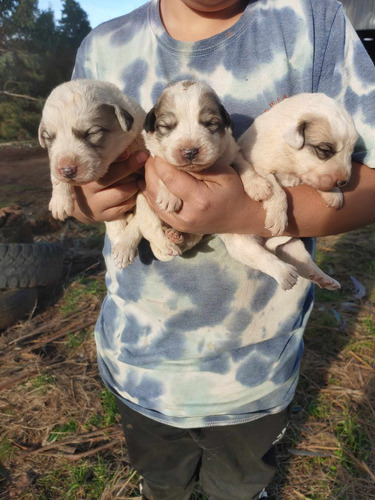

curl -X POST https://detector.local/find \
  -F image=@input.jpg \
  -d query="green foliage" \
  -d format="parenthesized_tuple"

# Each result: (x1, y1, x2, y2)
(0, 98, 42, 140)
(37, 458, 112, 499)
(48, 418, 79, 442)
(31, 372, 57, 393)
(0, 0, 91, 142)
(86, 389, 120, 429)
(60, 277, 106, 317)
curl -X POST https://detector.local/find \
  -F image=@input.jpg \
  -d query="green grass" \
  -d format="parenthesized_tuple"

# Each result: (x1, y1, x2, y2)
(334, 412, 371, 464)
(363, 315, 375, 336)
(66, 329, 91, 349)
(86, 389, 119, 429)
(31, 373, 56, 393)
(60, 277, 106, 317)
(48, 419, 79, 443)
(0, 439, 16, 461)
(305, 393, 333, 420)
(36, 458, 113, 500)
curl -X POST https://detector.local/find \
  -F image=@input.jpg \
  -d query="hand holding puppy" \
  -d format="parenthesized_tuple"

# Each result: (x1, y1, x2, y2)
(140, 156, 264, 236)
(72, 150, 148, 224)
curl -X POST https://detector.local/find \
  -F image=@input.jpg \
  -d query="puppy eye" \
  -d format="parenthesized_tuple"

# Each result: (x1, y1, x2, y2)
(41, 130, 53, 142)
(85, 126, 105, 137)
(202, 120, 221, 133)
(156, 122, 175, 135)
(314, 144, 335, 160)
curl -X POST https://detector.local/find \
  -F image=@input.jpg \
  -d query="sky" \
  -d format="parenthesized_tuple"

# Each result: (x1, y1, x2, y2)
(37, 0, 147, 28)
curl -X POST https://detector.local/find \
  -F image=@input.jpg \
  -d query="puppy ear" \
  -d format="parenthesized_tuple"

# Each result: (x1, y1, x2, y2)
(38, 121, 47, 149)
(219, 104, 234, 131)
(283, 120, 306, 150)
(143, 106, 157, 133)
(113, 105, 134, 132)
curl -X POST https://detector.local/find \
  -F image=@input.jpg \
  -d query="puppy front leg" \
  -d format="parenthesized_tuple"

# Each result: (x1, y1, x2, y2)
(317, 187, 344, 209)
(136, 193, 182, 261)
(106, 214, 142, 268)
(232, 152, 273, 201)
(269, 237, 341, 290)
(220, 233, 299, 290)
(49, 178, 76, 220)
(156, 180, 183, 213)
(262, 176, 289, 236)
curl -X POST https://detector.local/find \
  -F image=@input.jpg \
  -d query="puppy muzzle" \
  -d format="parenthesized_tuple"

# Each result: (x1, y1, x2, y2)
(60, 166, 78, 179)
(181, 148, 199, 162)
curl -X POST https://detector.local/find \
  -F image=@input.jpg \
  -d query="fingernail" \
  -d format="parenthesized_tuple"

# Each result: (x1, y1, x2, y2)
(136, 151, 149, 164)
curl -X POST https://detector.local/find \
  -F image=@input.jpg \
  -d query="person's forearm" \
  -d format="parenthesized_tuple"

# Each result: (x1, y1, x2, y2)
(231, 162, 375, 238)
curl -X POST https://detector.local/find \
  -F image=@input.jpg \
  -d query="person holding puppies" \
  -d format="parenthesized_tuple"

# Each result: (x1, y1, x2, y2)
(71, 0, 375, 498)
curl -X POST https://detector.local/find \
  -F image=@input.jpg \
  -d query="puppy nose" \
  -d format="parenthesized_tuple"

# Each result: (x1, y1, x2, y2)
(181, 148, 199, 162)
(60, 166, 77, 179)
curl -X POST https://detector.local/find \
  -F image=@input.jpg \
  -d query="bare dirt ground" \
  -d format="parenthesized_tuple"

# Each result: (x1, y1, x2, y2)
(0, 143, 374, 499)
(0, 142, 51, 219)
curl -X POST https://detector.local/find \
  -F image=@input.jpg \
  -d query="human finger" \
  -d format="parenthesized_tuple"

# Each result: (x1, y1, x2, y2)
(98, 150, 149, 188)
(143, 156, 203, 202)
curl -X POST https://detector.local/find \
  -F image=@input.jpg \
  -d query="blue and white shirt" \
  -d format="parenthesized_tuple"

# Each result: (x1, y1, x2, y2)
(73, 0, 375, 428)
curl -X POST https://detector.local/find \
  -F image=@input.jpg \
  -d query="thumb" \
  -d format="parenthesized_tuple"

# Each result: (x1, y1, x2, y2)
(153, 156, 202, 200)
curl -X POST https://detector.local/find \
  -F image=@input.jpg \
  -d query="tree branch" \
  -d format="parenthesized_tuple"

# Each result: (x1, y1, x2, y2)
(0, 90, 42, 102)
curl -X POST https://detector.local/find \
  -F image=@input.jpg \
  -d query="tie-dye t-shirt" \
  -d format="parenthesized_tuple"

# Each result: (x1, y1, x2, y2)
(73, 0, 375, 428)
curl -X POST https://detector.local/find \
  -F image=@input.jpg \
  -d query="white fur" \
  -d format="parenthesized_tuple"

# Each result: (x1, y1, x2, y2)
(39, 79, 146, 268)
(142, 81, 357, 290)
(237, 93, 358, 235)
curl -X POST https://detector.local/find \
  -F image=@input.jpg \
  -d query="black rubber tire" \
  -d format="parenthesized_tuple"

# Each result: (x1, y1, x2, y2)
(0, 242, 64, 289)
(0, 288, 38, 329)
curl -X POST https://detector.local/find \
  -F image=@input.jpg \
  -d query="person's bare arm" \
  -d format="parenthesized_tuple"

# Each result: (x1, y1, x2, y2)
(285, 162, 375, 236)
(139, 158, 375, 237)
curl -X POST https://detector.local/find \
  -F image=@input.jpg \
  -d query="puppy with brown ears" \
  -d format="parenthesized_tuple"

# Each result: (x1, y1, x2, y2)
(236, 93, 358, 236)
(137, 79, 239, 261)
(39, 79, 146, 268)
(142, 80, 356, 290)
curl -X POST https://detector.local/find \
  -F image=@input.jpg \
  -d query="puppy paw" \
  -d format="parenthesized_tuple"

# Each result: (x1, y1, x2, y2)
(310, 273, 341, 291)
(246, 177, 273, 201)
(151, 240, 182, 261)
(112, 241, 138, 268)
(319, 190, 343, 209)
(163, 226, 184, 245)
(274, 263, 299, 291)
(156, 191, 182, 213)
(49, 197, 74, 221)
(265, 212, 288, 236)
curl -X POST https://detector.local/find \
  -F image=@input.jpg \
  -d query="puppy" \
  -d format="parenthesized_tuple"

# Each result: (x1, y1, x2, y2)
(135, 79, 239, 262)
(39, 79, 146, 267)
(236, 93, 358, 236)
(141, 80, 355, 290)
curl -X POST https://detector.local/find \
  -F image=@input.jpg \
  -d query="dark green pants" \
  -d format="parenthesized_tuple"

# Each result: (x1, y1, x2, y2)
(116, 398, 288, 500)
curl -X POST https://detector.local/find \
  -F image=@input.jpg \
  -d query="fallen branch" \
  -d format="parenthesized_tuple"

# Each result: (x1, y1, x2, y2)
(1, 318, 97, 361)
(0, 370, 39, 391)
(288, 448, 333, 458)
(0, 90, 42, 102)
(22, 426, 124, 456)
(35, 438, 123, 461)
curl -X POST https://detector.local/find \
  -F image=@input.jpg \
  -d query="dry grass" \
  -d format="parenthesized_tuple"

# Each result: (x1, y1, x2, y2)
(0, 222, 374, 500)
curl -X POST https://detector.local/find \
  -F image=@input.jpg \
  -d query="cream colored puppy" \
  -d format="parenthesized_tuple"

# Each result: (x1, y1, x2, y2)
(141, 80, 347, 290)
(236, 93, 358, 235)
(137, 79, 239, 261)
(39, 79, 146, 267)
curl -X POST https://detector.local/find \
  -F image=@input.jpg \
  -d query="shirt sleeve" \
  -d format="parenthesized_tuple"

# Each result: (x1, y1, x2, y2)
(316, 3, 375, 168)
